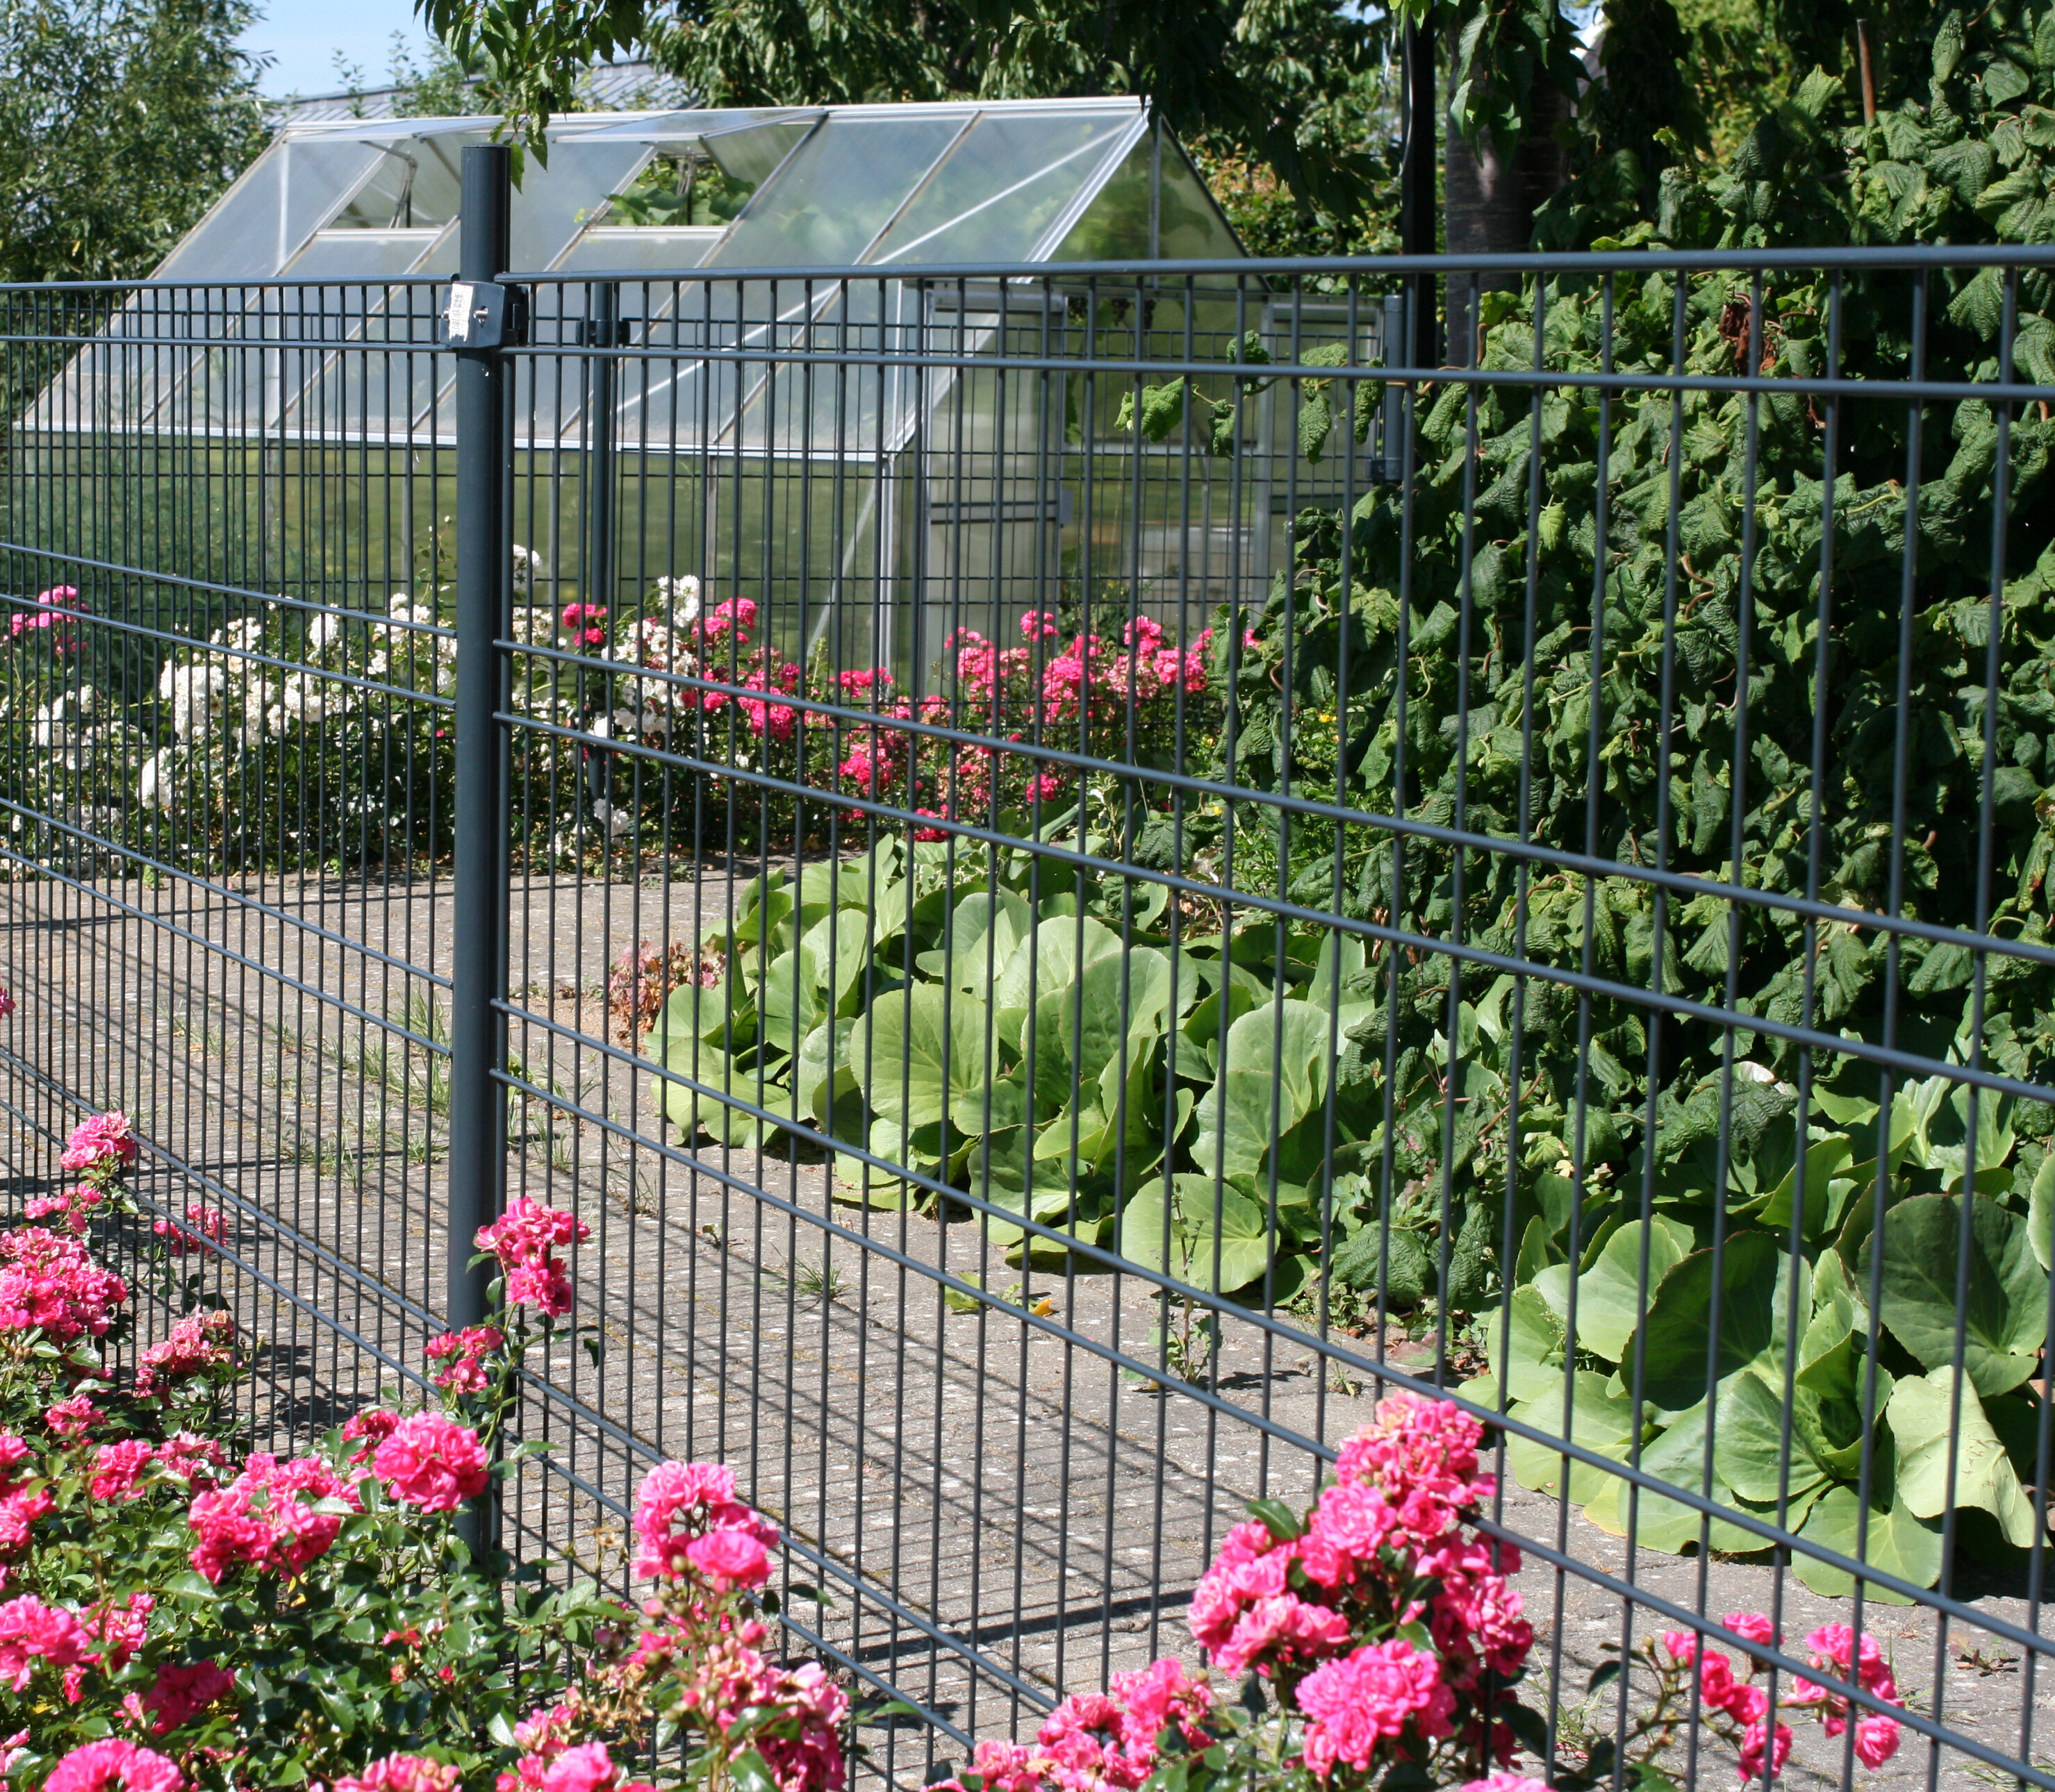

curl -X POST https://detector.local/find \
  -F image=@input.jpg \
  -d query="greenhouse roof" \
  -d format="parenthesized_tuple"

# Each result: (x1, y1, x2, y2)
(151, 96, 1243, 285)
(26, 98, 1250, 454)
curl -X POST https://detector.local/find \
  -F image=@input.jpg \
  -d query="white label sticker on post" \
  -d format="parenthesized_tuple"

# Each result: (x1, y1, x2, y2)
(444, 282, 477, 342)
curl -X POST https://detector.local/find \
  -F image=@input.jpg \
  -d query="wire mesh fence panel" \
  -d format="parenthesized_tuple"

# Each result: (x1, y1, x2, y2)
(0, 274, 462, 1457)
(6, 237, 2055, 1792)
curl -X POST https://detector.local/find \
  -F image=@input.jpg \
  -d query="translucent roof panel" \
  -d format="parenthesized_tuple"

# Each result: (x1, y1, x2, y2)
(866, 108, 1135, 266)
(699, 115, 969, 267)
(552, 226, 724, 274)
(702, 119, 818, 186)
(1046, 129, 1153, 262)
(155, 137, 386, 283)
(282, 227, 449, 281)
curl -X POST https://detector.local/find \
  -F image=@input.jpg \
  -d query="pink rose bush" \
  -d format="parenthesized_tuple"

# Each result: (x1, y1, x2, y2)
(0, 1186, 835, 1792)
(424, 1324, 502, 1393)
(58, 1114, 137, 1180)
(550, 574, 1219, 857)
(1542, 1612, 1908, 1786)
(372, 1413, 491, 1513)
(476, 1197, 591, 1320)
(941, 1397, 1533, 1792)
(495, 1461, 844, 1792)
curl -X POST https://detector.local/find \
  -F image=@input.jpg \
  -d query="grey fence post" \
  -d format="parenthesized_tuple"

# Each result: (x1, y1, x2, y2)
(449, 142, 513, 1560)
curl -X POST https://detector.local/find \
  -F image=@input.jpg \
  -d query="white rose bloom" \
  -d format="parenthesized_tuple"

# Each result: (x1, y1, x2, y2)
(161, 664, 225, 741)
(138, 747, 178, 813)
(659, 574, 702, 624)
(211, 616, 267, 654)
(511, 544, 543, 593)
(278, 672, 328, 725)
(30, 687, 98, 747)
(306, 611, 342, 654)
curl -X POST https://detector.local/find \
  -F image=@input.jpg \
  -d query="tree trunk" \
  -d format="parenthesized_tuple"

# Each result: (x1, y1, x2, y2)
(1442, 46, 1571, 367)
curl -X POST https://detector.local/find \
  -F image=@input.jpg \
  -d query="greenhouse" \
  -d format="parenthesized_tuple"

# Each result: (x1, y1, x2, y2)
(19, 97, 1404, 670)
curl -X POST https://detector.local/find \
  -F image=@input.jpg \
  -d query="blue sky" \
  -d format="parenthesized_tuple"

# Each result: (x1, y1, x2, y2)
(237, 0, 442, 98)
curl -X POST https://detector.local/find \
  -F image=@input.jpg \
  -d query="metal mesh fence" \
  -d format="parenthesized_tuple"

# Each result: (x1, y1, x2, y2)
(6, 217, 2055, 1791)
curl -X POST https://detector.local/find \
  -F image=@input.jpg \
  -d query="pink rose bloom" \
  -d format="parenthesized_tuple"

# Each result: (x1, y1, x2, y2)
(0, 1593, 90, 1689)
(185, 1453, 358, 1582)
(1724, 1611, 1779, 1649)
(1298, 1639, 1456, 1777)
(43, 1741, 181, 1792)
(685, 1527, 772, 1590)
(475, 1198, 588, 1268)
(426, 1325, 502, 1393)
(1738, 1718, 1792, 1783)
(957, 1743, 1043, 1792)
(153, 1206, 226, 1258)
(373, 1412, 490, 1512)
(60, 1113, 138, 1175)
(0, 1486, 53, 1553)
(505, 1257, 573, 1317)
(0, 988, 13, 1019)
(45, 1393, 100, 1436)
(1853, 1714, 1901, 1768)
(139, 1659, 233, 1734)
(154, 1433, 226, 1488)
(82, 1594, 152, 1671)
(133, 1311, 237, 1397)
(0, 1228, 127, 1340)
(1790, 1622, 1900, 1718)
(1211, 1591, 1353, 1679)
(1455, 1780, 1551, 1792)
(90, 1439, 158, 1502)
(540, 1743, 625, 1792)
(335, 1756, 463, 1792)
(342, 1407, 402, 1461)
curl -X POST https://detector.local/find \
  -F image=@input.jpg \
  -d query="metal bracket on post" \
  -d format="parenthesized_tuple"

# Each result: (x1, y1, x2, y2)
(449, 142, 513, 1566)
(442, 280, 529, 350)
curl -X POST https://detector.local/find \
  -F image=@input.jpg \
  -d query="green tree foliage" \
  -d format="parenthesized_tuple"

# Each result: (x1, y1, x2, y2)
(0, 0, 270, 283)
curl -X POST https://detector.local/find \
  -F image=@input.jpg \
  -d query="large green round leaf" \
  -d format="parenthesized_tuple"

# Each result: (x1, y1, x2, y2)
(1888, 1366, 2040, 1547)
(1794, 1434, 1942, 1602)
(1865, 1193, 2047, 1396)
(1530, 1218, 1691, 1366)
(1116, 1175, 1271, 1293)
(1582, 1400, 1757, 1554)
(852, 984, 992, 1136)
(1712, 1369, 1835, 1507)
(1633, 1231, 1794, 1414)
(1505, 1370, 1636, 1504)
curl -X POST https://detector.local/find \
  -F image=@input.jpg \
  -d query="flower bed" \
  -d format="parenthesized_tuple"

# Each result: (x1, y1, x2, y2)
(0, 977, 1916, 1791)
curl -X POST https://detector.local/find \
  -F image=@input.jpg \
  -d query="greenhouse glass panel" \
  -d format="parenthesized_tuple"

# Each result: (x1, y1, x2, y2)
(700, 115, 967, 267)
(1042, 127, 1155, 262)
(552, 228, 724, 274)
(281, 229, 449, 281)
(1155, 139, 1246, 260)
(866, 108, 1134, 266)
(698, 117, 818, 185)
(506, 135, 656, 272)
(156, 138, 391, 282)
